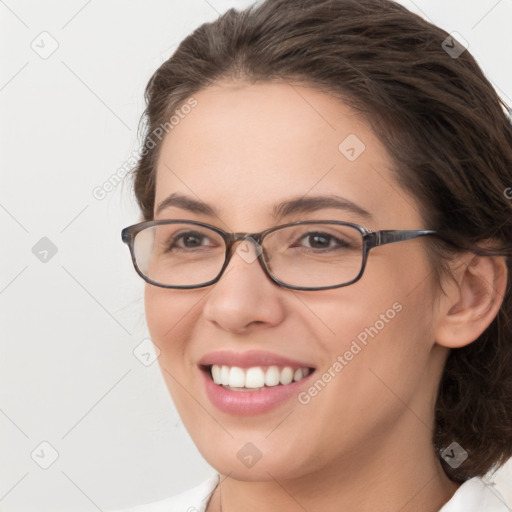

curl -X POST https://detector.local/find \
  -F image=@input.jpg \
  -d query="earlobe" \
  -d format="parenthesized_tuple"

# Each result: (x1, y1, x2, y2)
(435, 253, 508, 349)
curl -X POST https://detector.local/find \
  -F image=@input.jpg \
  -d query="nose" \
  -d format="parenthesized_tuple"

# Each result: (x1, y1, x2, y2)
(201, 238, 286, 334)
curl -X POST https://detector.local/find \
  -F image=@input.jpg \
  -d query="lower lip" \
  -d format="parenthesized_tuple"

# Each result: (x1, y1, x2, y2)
(201, 369, 314, 415)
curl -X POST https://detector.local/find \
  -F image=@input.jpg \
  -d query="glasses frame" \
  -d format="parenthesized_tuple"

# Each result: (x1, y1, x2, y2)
(121, 219, 438, 291)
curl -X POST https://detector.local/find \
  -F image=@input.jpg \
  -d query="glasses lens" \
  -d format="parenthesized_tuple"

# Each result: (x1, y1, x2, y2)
(133, 223, 226, 286)
(263, 223, 364, 288)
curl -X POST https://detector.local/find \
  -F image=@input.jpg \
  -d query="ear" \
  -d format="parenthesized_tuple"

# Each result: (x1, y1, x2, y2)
(435, 251, 508, 349)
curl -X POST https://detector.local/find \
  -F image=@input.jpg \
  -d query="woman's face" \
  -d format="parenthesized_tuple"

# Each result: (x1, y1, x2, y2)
(145, 81, 447, 481)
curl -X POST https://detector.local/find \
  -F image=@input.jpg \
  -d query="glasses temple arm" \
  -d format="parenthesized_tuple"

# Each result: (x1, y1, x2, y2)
(373, 230, 438, 247)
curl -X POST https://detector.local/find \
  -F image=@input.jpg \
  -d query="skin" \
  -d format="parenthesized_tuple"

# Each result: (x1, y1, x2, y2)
(143, 80, 507, 512)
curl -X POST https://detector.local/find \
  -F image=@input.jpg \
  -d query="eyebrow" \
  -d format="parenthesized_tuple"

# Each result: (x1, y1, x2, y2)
(155, 192, 373, 221)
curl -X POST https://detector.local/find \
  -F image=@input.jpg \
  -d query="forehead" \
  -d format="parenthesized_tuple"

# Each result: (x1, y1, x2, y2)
(154, 81, 420, 229)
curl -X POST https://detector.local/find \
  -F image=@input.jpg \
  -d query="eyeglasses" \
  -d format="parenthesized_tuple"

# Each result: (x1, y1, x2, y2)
(121, 219, 438, 291)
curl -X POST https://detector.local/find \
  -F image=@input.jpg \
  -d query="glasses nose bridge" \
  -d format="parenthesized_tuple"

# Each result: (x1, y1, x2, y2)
(226, 230, 265, 248)
(223, 230, 267, 271)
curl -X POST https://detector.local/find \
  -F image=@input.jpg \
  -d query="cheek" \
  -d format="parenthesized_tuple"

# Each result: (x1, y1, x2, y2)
(307, 247, 437, 394)
(144, 285, 201, 340)
(292, 289, 435, 450)
(144, 286, 202, 418)
(144, 285, 174, 348)
(143, 285, 203, 371)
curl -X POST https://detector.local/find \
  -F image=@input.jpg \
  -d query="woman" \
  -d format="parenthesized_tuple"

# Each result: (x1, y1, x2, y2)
(118, 0, 512, 510)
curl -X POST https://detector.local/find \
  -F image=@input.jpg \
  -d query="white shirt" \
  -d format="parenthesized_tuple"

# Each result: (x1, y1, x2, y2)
(110, 474, 511, 512)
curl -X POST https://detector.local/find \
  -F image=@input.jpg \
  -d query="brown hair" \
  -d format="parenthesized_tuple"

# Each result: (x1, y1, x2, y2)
(128, 0, 512, 482)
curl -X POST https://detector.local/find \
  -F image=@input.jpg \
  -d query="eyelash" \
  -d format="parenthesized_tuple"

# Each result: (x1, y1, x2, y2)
(167, 230, 351, 251)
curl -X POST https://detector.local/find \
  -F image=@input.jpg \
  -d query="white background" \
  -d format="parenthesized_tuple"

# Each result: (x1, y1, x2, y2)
(1, 1, 511, 510)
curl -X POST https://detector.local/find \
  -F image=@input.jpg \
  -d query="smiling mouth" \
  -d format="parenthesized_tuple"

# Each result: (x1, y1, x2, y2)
(201, 364, 315, 391)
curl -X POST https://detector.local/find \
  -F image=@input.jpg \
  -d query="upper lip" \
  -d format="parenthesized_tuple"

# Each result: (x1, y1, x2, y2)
(198, 350, 315, 369)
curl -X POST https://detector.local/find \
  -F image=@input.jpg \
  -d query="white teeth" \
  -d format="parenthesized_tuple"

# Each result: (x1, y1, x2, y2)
(220, 365, 230, 386)
(265, 366, 280, 387)
(245, 367, 265, 388)
(210, 364, 312, 389)
(280, 367, 294, 385)
(211, 365, 222, 384)
(229, 367, 245, 387)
